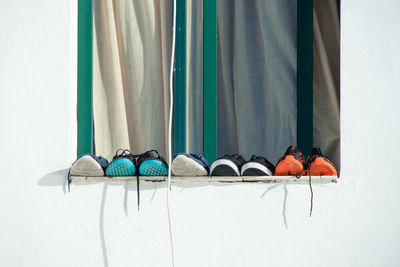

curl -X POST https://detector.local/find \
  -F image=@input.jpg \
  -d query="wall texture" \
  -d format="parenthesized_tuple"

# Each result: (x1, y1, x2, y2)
(0, 0, 399, 266)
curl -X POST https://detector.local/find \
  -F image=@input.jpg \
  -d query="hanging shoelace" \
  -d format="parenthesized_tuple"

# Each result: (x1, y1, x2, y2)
(295, 168, 313, 217)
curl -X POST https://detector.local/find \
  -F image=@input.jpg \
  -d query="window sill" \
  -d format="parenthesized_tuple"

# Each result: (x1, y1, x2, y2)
(70, 175, 337, 184)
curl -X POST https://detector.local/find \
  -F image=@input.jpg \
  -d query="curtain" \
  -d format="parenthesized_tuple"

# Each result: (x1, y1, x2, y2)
(93, 0, 172, 160)
(217, 0, 297, 162)
(93, 0, 340, 169)
(314, 0, 341, 169)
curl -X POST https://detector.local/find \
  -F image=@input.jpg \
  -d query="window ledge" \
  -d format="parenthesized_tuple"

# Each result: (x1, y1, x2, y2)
(70, 175, 337, 184)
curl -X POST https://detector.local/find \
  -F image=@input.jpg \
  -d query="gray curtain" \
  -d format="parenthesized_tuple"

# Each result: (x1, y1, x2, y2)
(217, 0, 297, 162)
(93, 0, 340, 169)
(313, 0, 341, 170)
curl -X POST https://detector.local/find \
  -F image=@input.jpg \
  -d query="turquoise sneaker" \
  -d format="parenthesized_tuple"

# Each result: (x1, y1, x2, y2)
(105, 149, 137, 177)
(137, 150, 168, 176)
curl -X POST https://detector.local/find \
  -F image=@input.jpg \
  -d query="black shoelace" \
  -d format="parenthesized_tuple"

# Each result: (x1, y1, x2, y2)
(114, 149, 142, 210)
(134, 150, 165, 211)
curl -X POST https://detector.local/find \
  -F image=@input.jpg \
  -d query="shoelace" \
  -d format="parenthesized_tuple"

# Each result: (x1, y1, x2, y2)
(295, 164, 313, 217)
(113, 149, 141, 210)
(251, 155, 269, 165)
(191, 154, 210, 171)
(134, 150, 165, 211)
(230, 154, 245, 166)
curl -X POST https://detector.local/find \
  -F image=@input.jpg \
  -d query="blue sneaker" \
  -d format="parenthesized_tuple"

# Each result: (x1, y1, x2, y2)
(137, 150, 168, 176)
(105, 149, 137, 177)
(70, 154, 109, 176)
(171, 153, 210, 176)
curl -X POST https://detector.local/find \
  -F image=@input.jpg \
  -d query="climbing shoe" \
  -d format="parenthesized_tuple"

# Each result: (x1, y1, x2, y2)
(275, 145, 305, 176)
(172, 153, 210, 176)
(210, 154, 245, 176)
(70, 154, 109, 176)
(105, 149, 137, 177)
(241, 155, 275, 176)
(305, 147, 338, 176)
(137, 150, 168, 176)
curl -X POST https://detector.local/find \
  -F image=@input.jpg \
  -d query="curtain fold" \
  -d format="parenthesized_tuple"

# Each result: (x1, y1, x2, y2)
(314, 0, 341, 169)
(93, 0, 340, 169)
(217, 0, 297, 162)
(93, 0, 172, 160)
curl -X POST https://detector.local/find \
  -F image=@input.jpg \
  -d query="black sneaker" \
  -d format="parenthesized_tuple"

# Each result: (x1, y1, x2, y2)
(210, 154, 245, 176)
(137, 150, 168, 176)
(241, 155, 275, 176)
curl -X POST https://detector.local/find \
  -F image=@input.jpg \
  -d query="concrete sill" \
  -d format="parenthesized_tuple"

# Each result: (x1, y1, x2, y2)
(70, 175, 338, 185)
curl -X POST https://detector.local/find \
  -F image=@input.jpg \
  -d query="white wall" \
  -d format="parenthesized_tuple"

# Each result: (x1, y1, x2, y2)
(0, 0, 399, 266)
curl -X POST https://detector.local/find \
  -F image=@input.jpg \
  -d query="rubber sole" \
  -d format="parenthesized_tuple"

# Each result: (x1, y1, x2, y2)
(139, 160, 168, 176)
(70, 155, 104, 176)
(275, 156, 303, 176)
(210, 165, 239, 176)
(210, 159, 240, 176)
(308, 157, 338, 176)
(241, 162, 273, 176)
(171, 154, 208, 176)
(105, 158, 136, 177)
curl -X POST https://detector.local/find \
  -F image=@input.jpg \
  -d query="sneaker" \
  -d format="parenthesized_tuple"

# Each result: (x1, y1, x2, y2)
(241, 155, 275, 176)
(275, 145, 305, 176)
(105, 149, 137, 177)
(70, 154, 109, 176)
(210, 154, 245, 176)
(305, 147, 338, 176)
(171, 153, 210, 176)
(137, 150, 168, 176)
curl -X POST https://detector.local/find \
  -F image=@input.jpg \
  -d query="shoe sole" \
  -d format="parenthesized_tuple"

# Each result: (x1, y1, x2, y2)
(139, 160, 168, 176)
(210, 159, 240, 176)
(241, 162, 273, 176)
(70, 155, 104, 176)
(105, 158, 136, 176)
(308, 158, 338, 176)
(275, 156, 303, 175)
(171, 155, 208, 176)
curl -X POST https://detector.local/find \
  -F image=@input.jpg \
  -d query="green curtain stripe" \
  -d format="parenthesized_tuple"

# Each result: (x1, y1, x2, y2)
(173, 0, 187, 154)
(297, 0, 313, 154)
(77, 0, 93, 156)
(203, 0, 217, 162)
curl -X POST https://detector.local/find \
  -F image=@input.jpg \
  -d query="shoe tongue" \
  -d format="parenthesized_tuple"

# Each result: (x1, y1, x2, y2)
(192, 154, 210, 166)
(285, 145, 298, 155)
(310, 147, 322, 156)
(251, 155, 264, 162)
(232, 154, 245, 166)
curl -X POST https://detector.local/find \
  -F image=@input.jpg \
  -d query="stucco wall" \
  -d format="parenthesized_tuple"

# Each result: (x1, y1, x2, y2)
(0, 0, 399, 266)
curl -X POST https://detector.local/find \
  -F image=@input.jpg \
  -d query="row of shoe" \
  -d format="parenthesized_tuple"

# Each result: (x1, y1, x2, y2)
(70, 149, 168, 177)
(70, 145, 337, 177)
(175, 145, 337, 177)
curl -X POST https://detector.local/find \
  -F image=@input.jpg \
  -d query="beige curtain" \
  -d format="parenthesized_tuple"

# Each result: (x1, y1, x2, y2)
(93, 0, 340, 169)
(93, 0, 172, 160)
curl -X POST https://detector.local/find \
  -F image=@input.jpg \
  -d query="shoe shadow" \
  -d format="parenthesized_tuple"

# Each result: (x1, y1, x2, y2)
(282, 183, 288, 229)
(37, 168, 69, 194)
(100, 183, 109, 267)
(260, 183, 289, 229)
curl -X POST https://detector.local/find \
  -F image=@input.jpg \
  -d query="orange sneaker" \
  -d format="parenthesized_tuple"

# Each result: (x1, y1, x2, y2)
(275, 145, 305, 176)
(305, 147, 337, 176)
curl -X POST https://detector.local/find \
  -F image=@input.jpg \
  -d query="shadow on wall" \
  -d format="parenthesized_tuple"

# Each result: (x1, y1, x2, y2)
(37, 169, 291, 266)
(261, 183, 289, 229)
(37, 168, 69, 194)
